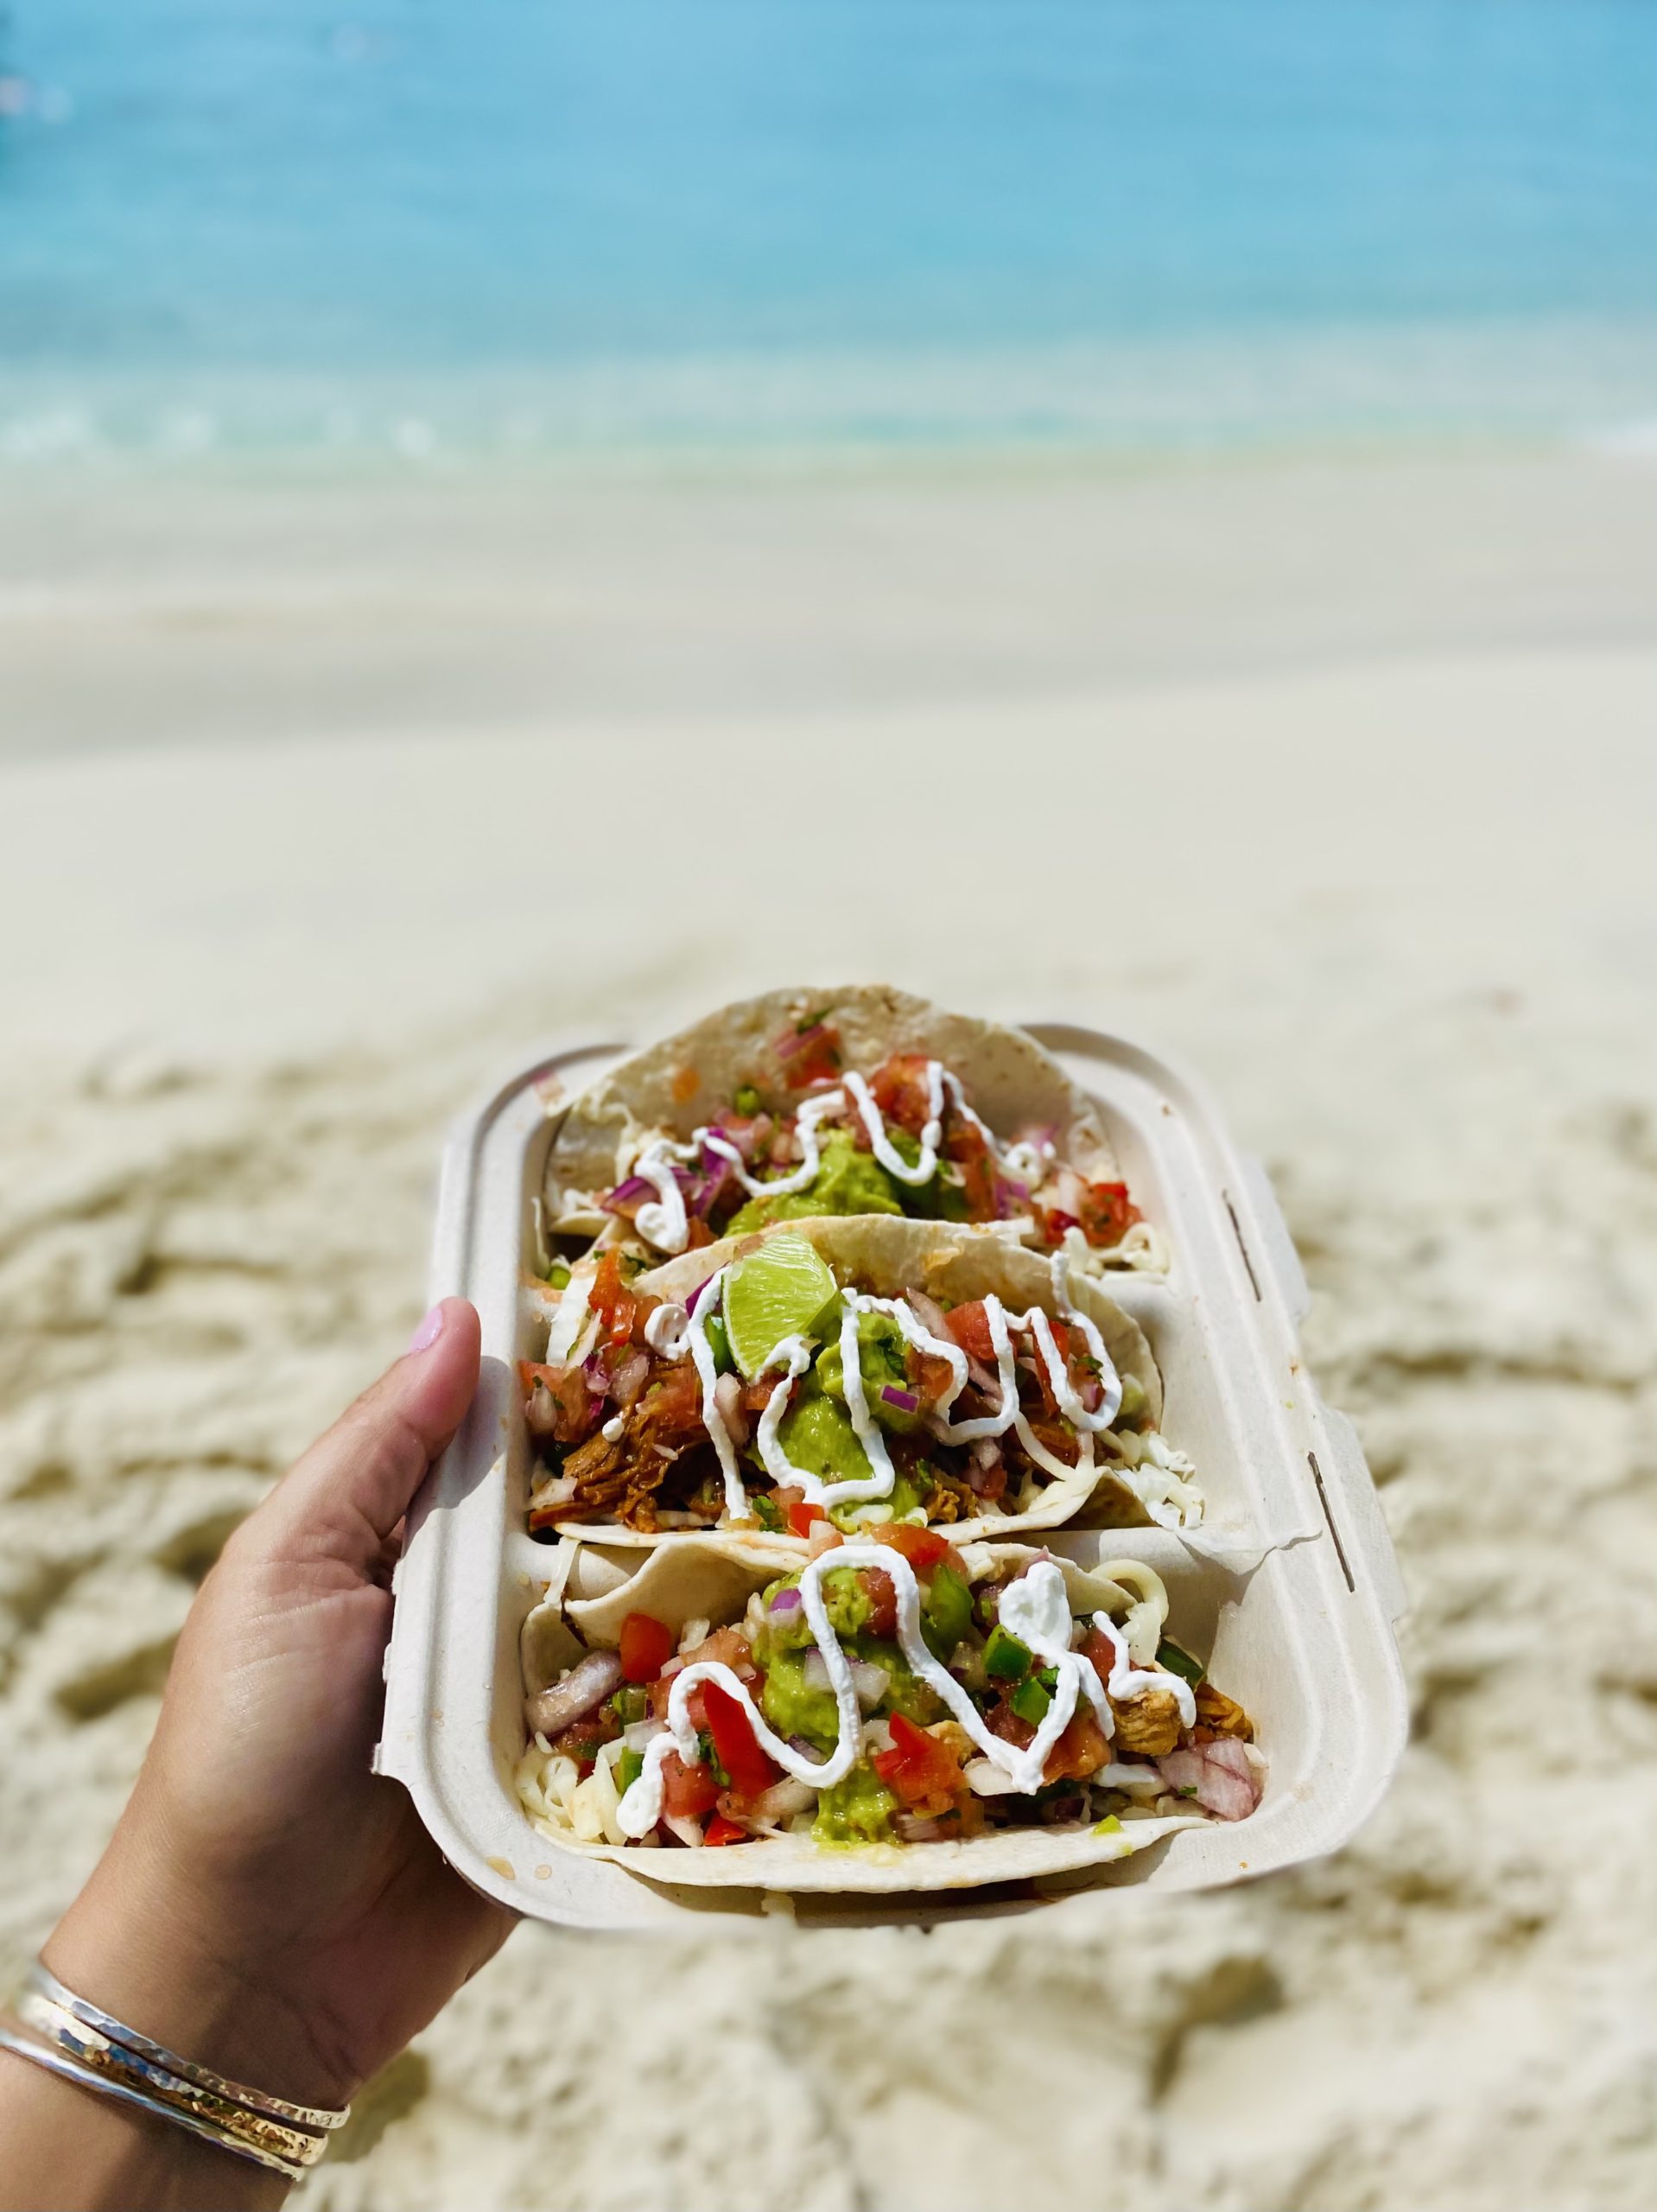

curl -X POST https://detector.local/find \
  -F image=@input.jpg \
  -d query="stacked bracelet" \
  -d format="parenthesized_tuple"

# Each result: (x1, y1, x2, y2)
(0, 1962, 350, 2183)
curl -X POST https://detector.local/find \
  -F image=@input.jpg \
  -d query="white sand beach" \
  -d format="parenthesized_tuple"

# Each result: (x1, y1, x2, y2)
(2, 446, 1655, 2207)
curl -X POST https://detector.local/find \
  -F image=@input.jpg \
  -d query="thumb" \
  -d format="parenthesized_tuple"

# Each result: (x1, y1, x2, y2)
(252, 1298, 482, 1571)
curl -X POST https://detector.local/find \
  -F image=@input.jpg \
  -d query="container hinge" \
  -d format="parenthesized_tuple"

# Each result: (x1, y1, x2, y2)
(1308, 1451, 1355, 1592)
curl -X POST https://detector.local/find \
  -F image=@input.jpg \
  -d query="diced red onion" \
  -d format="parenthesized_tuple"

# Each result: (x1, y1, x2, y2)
(966, 1352, 1000, 1397)
(601, 1175, 654, 1217)
(525, 1379, 561, 1439)
(850, 1660, 890, 1710)
(768, 1586, 803, 1615)
(613, 1350, 650, 1411)
(965, 1449, 1004, 1497)
(907, 1289, 950, 1340)
(661, 1812, 706, 1848)
(752, 1777, 816, 1823)
(773, 1019, 829, 1064)
(787, 1734, 820, 1760)
(880, 1383, 919, 1414)
(893, 1812, 949, 1843)
(803, 1649, 833, 1694)
(714, 1371, 747, 1442)
(524, 1649, 625, 1738)
(1156, 1744, 1260, 1822)
(964, 1758, 1023, 1797)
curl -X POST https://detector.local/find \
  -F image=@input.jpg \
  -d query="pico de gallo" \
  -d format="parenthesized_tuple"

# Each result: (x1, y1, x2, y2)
(515, 1542, 1262, 1853)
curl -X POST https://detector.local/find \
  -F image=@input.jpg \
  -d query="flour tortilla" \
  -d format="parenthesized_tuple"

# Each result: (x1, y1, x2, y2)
(546, 1215, 1165, 1549)
(543, 983, 1120, 1211)
(520, 1538, 1206, 1893)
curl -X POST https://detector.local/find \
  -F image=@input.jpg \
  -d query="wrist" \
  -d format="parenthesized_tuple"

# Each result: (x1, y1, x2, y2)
(43, 1798, 361, 2115)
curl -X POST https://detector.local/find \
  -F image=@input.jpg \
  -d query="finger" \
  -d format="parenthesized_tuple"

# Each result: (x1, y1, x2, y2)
(251, 1298, 481, 1569)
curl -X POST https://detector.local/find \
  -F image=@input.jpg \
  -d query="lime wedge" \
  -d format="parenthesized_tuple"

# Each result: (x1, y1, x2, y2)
(724, 1232, 839, 1381)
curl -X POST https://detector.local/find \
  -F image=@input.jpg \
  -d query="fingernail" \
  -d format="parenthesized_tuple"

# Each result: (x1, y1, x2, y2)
(408, 1303, 446, 1354)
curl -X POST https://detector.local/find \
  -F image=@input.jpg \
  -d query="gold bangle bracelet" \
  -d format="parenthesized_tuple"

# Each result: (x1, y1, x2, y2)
(0, 2019, 308, 2183)
(13, 1990, 330, 2173)
(26, 1963, 350, 2133)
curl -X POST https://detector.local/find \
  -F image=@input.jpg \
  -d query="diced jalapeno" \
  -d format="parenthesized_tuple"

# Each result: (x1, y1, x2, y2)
(611, 1686, 648, 1725)
(984, 1625, 1032, 1681)
(547, 1262, 571, 1288)
(921, 1561, 974, 1662)
(1154, 1637, 1206, 1686)
(617, 1748, 644, 1794)
(705, 1314, 734, 1375)
(1010, 1675, 1052, 1726)
(734, 1084, 761, 1116)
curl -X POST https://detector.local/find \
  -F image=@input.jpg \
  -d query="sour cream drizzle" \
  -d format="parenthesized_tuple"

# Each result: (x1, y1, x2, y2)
(624, 1058, 1058, 1255)
(684, 1268, 750, 1519)
(613, 1551, 1196, 1838)
(631, 1139, 690, 1255)
(682, 1249, 1125, 1516)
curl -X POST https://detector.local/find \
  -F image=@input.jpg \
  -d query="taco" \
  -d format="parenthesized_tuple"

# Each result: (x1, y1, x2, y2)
(523, 1219, 1203, 1548)
(515, 1537, 1262, 1891)
(540, 985, 1163, 1281)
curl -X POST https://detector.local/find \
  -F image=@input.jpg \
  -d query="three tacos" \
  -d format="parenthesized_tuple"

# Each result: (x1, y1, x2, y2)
(516, 989, 1248, 1888)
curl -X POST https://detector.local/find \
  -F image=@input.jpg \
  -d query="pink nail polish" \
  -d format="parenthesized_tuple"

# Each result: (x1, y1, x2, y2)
(408, 1303, 446, 1354)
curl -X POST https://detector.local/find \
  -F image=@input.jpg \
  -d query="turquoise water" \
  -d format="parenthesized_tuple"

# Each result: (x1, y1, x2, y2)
(3, 0, 1656, 454)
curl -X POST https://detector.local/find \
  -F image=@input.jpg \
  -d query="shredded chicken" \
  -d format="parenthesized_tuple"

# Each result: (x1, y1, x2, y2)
(1194, 1682, 1254, 1740)
(1110, 1684, 1184, 1756)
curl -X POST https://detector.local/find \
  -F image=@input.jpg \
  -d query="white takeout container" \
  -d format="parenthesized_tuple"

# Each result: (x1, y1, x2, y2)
(378, 1021, 1408, 1929)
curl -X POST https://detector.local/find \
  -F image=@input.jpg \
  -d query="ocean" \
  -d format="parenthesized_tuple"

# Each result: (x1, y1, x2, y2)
(3, 0, 1655, 459)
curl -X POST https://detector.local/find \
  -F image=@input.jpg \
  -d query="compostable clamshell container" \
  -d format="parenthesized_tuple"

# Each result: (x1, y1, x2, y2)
(378, 1020, 1408, 1929)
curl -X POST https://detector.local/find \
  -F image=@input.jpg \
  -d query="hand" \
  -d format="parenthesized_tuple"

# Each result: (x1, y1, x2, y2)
(5, 1300, 514, 2203)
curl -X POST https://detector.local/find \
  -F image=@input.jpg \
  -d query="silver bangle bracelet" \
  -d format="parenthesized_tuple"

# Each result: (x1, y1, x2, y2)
(0, 2022, 309, 2182)
(26, 1963, 350, 2133)
(2, 1960, 353, 2183)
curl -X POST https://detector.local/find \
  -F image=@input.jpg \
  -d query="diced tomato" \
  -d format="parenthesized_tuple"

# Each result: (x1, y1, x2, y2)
(521, 1359, 599, 1446)
(782, 1022, 843, 1089)
(907, 1345, 959, 1408)
(670, 1064, 701, 1104)
(1078, 1180, 1140, 1249)
(788, 1500, 825, 1539)
(943, 1300, 996, 1363)
(858, 1566, 898, 1638)
(1041, 1208, 1081, 1246)
(702, 1681, 780, 1799)
(686, 1217, 714, 1249)
(618, 1611, 675, 1684)
(868, 1053, 934, 1135)
(660, 1751, 720, 1822)
(873, 1713, 968, 1811)
(1024, 1417, 1080, 1469)
(1079, 1626, 1118, 1697)
(703, 1814, 747, 1847)
(1044, 1710, 1111, 1785)
(870, 1522, 950, 1570)
(987, 1702, 1036, 1752)
(590, 1249, 638, 1346)
(1026, 1415, 1079, 1468)
(944, 1119, 997, 1218)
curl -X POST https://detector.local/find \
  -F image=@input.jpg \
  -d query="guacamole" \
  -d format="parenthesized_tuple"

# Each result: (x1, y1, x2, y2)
(724, 1128, 905, 1234)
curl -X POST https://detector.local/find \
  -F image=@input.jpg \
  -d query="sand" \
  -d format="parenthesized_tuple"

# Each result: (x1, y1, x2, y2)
(1, 447, 1655, 2208)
